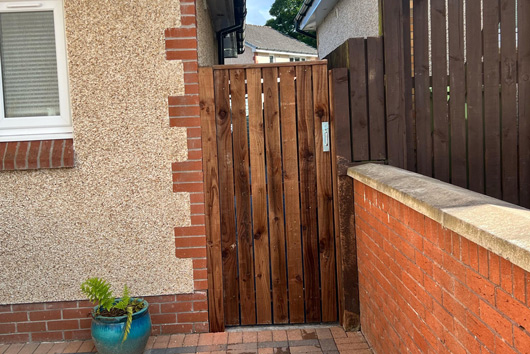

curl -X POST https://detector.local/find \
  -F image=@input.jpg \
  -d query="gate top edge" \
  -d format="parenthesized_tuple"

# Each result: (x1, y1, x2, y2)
(211, 60, 327, 71)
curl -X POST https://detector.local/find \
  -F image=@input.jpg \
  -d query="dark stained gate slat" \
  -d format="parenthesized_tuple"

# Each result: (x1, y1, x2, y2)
(382, 0, 406, 168)
(247, 68, 273, 324)
(448, 0, 466, 188)
(262, 67, 289, 324)
(500, 0, 519, 204)
(483, 0, 502, 199)
(278, 66, 305, 323)
(366, 37, 386, 161)
(313, 64, 337, 322)
(519, 0, 530, 208)
(431, 0, 450, 183)
(214, 69, 239, 326)
(229, 69, 256, 325)
(199, 67, 224, 332)
(466, 0, 485, 194)
(348, 38, 369, 161)
(413, 0, 432, 177)
(296, 65, 321, 323)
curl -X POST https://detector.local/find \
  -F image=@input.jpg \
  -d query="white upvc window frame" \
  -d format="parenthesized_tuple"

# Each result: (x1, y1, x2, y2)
(0, 0, 72, 142)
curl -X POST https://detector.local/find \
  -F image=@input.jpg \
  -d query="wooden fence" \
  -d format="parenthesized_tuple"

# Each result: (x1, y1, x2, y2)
(327, 0, 530, 208)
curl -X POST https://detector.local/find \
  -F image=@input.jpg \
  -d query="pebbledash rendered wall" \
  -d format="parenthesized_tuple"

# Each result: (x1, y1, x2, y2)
(316, 0, 380, 58)
(0, 0, 213, 343)
(350, 164, 530, 354)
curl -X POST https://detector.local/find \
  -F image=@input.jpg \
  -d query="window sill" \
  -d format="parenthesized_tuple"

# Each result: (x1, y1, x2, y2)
(0, 130, 73, 143)
(0, 139, 75, 171)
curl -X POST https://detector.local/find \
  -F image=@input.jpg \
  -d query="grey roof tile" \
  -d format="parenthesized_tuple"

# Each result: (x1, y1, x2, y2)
(244, 24, 317, 55)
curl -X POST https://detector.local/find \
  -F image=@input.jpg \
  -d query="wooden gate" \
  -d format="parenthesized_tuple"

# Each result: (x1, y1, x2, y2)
(199, 61, 338, 331)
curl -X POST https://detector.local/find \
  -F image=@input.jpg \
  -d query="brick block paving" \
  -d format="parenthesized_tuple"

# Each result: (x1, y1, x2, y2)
(0, 326, 372, 354)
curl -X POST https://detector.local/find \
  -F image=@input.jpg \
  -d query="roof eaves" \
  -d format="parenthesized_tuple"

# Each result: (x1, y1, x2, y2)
(295, 0, 339, 31)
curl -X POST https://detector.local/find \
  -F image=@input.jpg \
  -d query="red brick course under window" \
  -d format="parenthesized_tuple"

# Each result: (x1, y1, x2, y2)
(0, 293, 208, 343)
(354, 180, 530, 354)
(0, 139, 75, 171)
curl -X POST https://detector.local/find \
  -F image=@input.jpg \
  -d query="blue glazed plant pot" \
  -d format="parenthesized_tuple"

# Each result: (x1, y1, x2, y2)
(91, 299, 151, 354)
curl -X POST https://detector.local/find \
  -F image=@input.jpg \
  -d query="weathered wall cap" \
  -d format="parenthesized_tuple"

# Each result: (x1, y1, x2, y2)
(348, 163, 530, 273)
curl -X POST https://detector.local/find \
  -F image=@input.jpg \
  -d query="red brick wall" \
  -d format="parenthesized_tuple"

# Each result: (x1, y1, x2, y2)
(0, 139, 74, 171)
(354, 180, 530, 354)
(0, 293, 207, 343)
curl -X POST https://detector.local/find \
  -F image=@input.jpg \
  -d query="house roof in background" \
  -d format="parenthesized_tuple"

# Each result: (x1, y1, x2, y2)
(245, 25, 317, 55)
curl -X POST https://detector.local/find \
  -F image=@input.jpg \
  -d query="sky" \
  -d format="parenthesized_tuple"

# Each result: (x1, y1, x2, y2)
(246, 0, 274, 25)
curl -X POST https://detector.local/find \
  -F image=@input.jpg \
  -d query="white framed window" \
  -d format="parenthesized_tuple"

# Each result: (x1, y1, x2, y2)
(269, 55, 274, 63)
(0, 0, 71, 142)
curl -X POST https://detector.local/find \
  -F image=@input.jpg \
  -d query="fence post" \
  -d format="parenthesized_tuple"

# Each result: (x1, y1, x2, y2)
(330, 68, 360, 330)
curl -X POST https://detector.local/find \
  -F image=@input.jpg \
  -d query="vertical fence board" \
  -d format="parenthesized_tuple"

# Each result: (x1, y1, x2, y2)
(431, 0, 450, 182)
(402, 0, 415, 171)
(413, 0, 432, 177)
(229, 69, 256, 325)
(448, 0, 466, 188)
(313, 64, 337, 322)
(466, 0, 485, 193)
(366, 37, 386, 161)
(500, 0, 518, 204)
(326, 41, 349, 70)
(279, 66, 305, 323)
(199, 67, 225, 332)
(519, 0, 530, 208)
(348, 38, 370, 161)
(483, 0, 502, 199)
(247, 68, 273, 324)
(214, 69, 239, 326)
(330, 68, 359, 329)
(296, 65, 321, 323)
(263, 67, 289, 324)
(382, 0, 407, 168)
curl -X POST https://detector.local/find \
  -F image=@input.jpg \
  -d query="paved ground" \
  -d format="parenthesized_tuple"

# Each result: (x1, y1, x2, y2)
(0, 326, 372, 354)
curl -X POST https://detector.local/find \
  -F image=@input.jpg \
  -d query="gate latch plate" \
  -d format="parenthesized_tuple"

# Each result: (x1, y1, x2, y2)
(322, 122, 330, 152)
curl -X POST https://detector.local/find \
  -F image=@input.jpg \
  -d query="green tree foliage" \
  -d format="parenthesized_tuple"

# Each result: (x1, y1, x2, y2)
(265, 0, 317, 48)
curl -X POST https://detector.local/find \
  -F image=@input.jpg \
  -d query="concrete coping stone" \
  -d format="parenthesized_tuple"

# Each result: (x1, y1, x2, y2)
(348, 163, 530, 273)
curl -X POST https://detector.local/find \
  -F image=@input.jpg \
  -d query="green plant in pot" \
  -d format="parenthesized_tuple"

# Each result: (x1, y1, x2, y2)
(81, 278, 151, 354)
